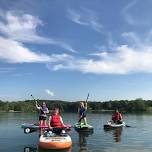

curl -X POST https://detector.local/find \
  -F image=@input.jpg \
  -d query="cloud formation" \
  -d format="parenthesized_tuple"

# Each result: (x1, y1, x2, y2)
(0, 67, 16, 73)
(0, 11, 76, 52)
(45, 89, 54, 97)
(1, 9, 152, 75)
(122, 0, 137, 25)
(47, 32, 152, 74)
(67, 8, 103, 33)
(0, 36, 73, 63)
(0, 11, 77, 63)
(122, 0, 152, 26)
(0, 37, 51, 63)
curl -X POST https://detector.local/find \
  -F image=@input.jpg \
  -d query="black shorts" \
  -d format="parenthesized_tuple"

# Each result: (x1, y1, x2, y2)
(117, 120, 122, 124)
(80, 114, 86, 118)
(39, 115, 47, 121)
(52, 128, 63, 134)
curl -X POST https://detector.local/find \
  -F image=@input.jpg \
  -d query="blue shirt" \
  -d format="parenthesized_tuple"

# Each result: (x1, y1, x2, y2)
(79, 107, 87, 117)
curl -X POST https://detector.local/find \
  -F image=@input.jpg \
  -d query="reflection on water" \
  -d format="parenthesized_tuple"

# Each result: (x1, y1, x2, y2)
(24, 147, 37, 152)
(104, 128, 122, 142)
(24, 146, 72, 152)
(113, 128, 122, 142)
(78, 131, 94, 152)
(24, 131, 94, 152)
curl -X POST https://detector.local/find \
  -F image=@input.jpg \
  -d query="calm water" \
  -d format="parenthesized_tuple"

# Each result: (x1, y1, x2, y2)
(0, 112, 152, 152)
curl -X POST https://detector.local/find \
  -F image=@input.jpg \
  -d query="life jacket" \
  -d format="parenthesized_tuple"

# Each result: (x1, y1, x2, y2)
(50, 114, 62, 128)
(112, 112, 122, 121)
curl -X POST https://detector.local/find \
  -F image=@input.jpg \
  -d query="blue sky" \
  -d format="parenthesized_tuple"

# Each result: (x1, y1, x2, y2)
(1, 0, 152, 101)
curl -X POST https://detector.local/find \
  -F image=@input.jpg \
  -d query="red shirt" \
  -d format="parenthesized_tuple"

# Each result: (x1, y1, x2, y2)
(112, 112, 122, 121)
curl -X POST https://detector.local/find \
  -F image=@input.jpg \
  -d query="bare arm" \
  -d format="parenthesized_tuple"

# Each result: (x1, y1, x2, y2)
(60, 116, 65, 126)
(48, 116, 52, 128)
(36, 102, 41, 110)
(84, 102, 87, 110)
(120, 113, 123, 120)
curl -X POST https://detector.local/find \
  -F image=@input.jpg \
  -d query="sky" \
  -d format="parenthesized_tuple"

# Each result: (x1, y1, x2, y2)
(1, 0, 152, 101)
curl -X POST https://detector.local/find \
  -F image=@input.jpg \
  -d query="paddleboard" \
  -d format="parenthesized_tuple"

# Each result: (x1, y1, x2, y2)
(74, 122, 94, 132)
(39, 131, 72, 149)
(104, 121, 126, 129)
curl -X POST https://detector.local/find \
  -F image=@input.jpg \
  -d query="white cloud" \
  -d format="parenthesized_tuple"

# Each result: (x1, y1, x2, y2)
(45, 89, 54, 97)
(0, 36, 74, 63)
(67, 8, 103, 33)
(121, 32, 141, 47)
(12, 73, 32, 77)
(122, 0, 152, 26)
(0, 11, 76, 52)
(0, 37, 51, 63)
(145, 29, 152, 44)
(0, 11, 47, 42)
(47, 32, 152, 74)
(0, 11, 77, 63)
(48, 39, 76, 53)
(0, 67, 16, 73)
(122, 0, 137, 25)
(67, 9, 88, 26)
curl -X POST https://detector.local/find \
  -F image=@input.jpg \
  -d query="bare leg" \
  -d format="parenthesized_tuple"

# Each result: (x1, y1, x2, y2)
(39, 128, 43, 137)
(43, 120, 47, 126)
(39, 120, 43, 126)
(78, 117, 82, 124)
(83, 117, 87, 125)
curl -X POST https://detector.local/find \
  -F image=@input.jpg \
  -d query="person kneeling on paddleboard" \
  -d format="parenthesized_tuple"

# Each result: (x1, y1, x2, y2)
(36, 102, 49, 126)
(78, 102, 87, 125)
(112, 109, 123, 124)
(48, 107, 65, 134)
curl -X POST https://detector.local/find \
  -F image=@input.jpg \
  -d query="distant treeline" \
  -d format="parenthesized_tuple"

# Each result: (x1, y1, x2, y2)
(0, 98, 152, 112)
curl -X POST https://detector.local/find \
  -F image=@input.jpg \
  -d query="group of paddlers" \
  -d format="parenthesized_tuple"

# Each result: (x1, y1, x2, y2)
(36, 100, 123, 129)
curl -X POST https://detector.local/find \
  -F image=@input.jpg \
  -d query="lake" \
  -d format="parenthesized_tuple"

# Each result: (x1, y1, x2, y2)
(0, 112, 152, 152)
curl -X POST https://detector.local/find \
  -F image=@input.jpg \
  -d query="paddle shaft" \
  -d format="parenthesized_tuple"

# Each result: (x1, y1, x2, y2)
(30, 94, 40, 106)
(86, 93, 89, 102)
(26, 126, 71, 134)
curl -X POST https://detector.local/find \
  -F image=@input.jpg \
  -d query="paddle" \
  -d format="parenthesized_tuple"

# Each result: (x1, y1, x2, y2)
(30, 94, 40, 106)
(24, 124, 72, 134)
(125, 123, 136, 128)
(46, 125, 72, 131)
(24, 125, 72, 135)
(86, 93, 89, 102)
(125, 124, 131, 127)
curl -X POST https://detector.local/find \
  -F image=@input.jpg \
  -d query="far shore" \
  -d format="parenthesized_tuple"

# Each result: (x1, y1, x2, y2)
(1, 109, 152, 114)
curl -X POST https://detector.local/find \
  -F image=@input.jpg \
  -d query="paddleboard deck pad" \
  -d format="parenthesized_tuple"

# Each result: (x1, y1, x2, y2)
(74, 122, 94, 132)
(39, 131, 72, 149)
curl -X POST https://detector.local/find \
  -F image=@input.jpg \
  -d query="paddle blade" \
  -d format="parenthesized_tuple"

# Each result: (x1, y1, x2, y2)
(125, 125, 131, 127)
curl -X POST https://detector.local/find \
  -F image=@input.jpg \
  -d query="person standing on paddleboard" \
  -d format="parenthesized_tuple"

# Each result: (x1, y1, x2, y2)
(36, 102, 49, 126)
(78, 102, 87, 125)
(112, 109, 123, 124)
